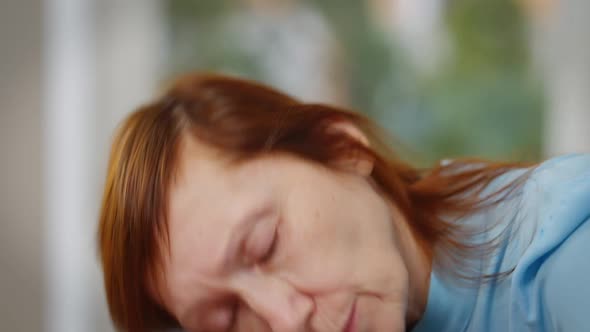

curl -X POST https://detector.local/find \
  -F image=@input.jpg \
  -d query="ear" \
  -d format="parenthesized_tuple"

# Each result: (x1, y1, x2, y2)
(328, 121, 374, 177)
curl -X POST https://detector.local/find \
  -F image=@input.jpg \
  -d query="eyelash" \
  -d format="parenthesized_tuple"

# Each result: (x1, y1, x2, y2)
(259, 229, 279, 263)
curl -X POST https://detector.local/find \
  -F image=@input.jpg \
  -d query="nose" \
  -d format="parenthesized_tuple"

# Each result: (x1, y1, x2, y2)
(234, 268, 314, 332)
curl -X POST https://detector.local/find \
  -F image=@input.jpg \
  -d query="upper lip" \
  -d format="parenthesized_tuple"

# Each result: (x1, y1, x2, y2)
(342, 301, 357, 332)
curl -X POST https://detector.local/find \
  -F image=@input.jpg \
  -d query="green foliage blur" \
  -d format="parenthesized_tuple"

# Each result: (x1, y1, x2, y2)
(166, 0, 544, 165)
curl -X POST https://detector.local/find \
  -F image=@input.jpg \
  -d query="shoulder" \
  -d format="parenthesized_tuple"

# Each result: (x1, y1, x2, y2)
(529, 153, 590, 186)
(541, 216, 590, 330)
(508, 154, 590, 330)
(520, 153, 590, 235)
(541, 215, 590, 331)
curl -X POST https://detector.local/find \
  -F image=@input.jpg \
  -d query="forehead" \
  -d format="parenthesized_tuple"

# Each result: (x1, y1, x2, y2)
(166, 136, 230, 270)
(157, 137, 232, 305)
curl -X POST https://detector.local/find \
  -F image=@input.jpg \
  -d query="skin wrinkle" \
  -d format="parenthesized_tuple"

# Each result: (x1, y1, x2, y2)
(233, 267, 313, 330)
(153, 134, 430, 332)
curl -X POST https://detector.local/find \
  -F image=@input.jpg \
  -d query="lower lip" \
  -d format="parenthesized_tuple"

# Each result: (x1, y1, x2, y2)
(343, 301, 357, 332)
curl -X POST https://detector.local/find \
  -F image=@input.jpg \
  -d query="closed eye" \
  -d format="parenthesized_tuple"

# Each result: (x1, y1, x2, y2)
(244, 216, 280, 265)
(259, 228, 278, 263)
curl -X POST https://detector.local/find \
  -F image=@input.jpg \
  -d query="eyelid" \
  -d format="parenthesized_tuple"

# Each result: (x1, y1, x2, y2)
(260, 227, 278, 263)
(244, 218, 279, 264)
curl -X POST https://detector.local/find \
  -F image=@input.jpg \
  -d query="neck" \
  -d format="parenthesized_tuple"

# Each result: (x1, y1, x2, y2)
(390, 204, 433, 328)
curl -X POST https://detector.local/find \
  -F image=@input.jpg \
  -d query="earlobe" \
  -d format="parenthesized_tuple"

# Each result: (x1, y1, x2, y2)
(328, 121, 374, 177)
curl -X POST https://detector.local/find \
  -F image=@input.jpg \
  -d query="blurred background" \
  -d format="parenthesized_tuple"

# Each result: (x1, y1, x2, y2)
(1, 0, 588, 331)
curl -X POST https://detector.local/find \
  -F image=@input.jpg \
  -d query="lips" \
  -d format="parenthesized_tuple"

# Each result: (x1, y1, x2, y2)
(342, 301, 357, 332)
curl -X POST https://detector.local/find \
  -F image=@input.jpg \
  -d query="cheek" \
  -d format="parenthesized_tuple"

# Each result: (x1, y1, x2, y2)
(274, 160, 402, 288)
(273, 220, 353, 292)
(277, 203, 367, 290)
(279, 194, 403, 296)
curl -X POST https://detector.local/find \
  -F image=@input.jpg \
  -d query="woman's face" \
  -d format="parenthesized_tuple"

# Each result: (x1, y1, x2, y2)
(155, 136, 410, 332)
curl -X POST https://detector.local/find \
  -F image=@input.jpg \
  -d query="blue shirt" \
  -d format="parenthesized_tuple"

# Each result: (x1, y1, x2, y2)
(412, 154, 590, 332)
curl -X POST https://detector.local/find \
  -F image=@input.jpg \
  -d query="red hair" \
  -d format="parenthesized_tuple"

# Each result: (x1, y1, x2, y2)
(98, 73, 533, 331)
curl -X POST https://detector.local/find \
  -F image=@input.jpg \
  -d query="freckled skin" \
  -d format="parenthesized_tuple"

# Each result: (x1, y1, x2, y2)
(155, 136, 429, 332)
